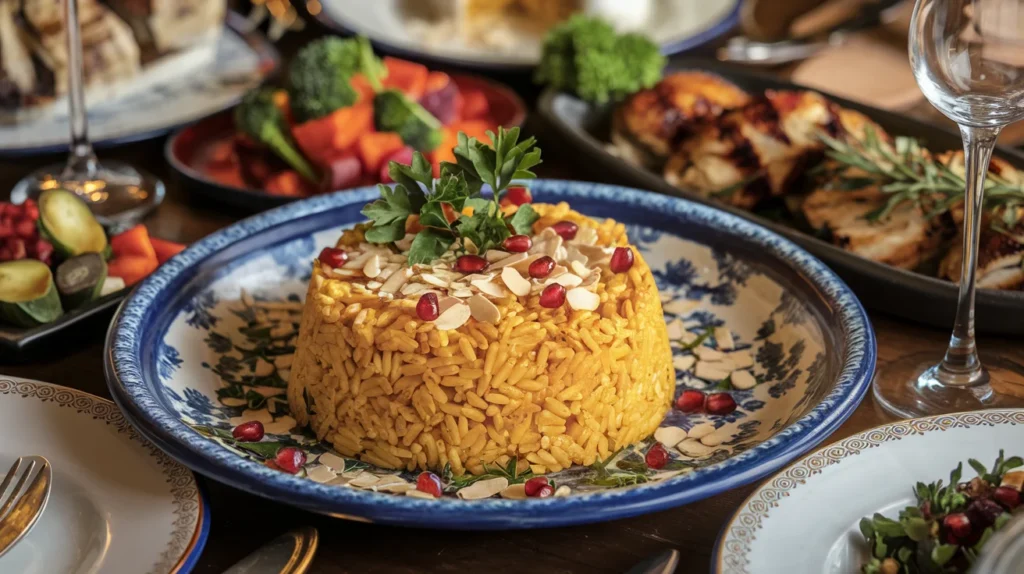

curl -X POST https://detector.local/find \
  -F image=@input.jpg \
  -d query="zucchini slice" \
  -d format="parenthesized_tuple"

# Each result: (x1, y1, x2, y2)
(38, 189, 108, 258)
(0, 260, 64, 327)
(55, 252, 108, 310)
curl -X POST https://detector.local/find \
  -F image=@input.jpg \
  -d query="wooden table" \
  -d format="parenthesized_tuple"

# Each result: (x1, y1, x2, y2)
(3, 27, 1023, 574)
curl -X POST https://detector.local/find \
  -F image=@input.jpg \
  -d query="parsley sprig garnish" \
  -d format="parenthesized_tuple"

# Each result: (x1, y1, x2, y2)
(360, 127, 542, 266)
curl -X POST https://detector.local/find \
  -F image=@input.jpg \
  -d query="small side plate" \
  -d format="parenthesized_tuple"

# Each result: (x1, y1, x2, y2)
(166, 74, 527, 213)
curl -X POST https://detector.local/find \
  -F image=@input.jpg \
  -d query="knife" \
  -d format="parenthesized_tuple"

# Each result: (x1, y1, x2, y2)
(625, 549, 679, 574)
(221, 527, 319, 574)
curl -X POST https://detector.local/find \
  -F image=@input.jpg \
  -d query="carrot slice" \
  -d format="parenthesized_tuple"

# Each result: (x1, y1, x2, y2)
(332, 102, 375, 154)
(150, 238, 186, 264)
(429, 127, 460, 177)
(110, 225, 157, 261)
(265, 171, 310, 197)
(349, 74, 375, 105)
(357, 132, 406, 174)
(107, 255, 158, 287)
(291, 102, 374, 167)
(450, 120, 495, 144)
(382, 57, 429, 100)
(425, 71, 451, 95)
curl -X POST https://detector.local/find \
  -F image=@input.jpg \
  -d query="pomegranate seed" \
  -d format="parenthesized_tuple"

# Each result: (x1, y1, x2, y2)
(539, 284, 566, 308)
(676, 390, 706, 413)
(994, 486, 1021, 510)
(502, 235, 532, 253)
(417, 293, 440, 321)
(274, 447, 306, 474)
(610, 247, 635, 273)
(550, 221, 579, 241)
(232, 421, 265, 442)
(454, 254, 488, 273)
(23, 201, 38, 220)
(318, 247, 348, 268)
(13, 219, 34, 238)
(32, 240, 53, 265)
(535, 484, 555, 498)
(967, 498, 1005, 528)
(0, 219, 12, 239)
(528, 256, 556, 278)
(943, 513, 972, 542)
(705, 393, 737, 415)
(505, 186, 533, 206)
(645, 444, 669, 470)
(524, 476, 549, 497)
(416, 472, 443, 497)
(7, 238, 25, 260)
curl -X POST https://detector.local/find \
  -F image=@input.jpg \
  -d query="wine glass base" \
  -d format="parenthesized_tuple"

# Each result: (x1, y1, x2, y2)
(11, 160, 165, 230)
(873, 351, 1024, 419)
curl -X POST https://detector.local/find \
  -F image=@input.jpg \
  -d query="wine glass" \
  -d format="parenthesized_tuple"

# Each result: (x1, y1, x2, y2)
(9, 0, 164, 230)
(873, 0, 1024, 418)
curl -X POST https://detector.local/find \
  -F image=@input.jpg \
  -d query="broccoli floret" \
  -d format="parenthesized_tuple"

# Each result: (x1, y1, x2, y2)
(288, 37, 386, 123)
(535, 15, 665, 104)
(234, 88, 318, 183)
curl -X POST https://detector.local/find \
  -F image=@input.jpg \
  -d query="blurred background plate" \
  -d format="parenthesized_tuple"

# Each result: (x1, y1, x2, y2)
(313, 0, 741, 70)
(0, 12, 279, 157)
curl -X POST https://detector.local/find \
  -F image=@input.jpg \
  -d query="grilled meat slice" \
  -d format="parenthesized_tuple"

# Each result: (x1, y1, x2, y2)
(611, 71, 750, 170)
(802, 185, 947, 270)
(940, 228, 1024, 289)
(663, 90, 882, 209)
(101, 0, 225, 62)
(0, 0, 36, 111)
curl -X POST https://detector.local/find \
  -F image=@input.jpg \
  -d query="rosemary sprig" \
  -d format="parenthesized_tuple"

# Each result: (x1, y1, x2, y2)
(817, 127, 1024, 228)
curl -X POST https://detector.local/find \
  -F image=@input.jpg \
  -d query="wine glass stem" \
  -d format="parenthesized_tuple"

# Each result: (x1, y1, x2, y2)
(63, 0, 97, 177)
(937, 124, 1001, 385)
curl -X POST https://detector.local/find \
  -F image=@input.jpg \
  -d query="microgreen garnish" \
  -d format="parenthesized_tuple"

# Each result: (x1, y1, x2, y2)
(360, 126, 543, 265)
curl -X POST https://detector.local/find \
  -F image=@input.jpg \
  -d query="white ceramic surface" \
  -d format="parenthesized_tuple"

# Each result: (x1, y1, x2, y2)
(715, 409, 1024, 574)
(0, 377, 207, 574)
(317, 0, 739, 68)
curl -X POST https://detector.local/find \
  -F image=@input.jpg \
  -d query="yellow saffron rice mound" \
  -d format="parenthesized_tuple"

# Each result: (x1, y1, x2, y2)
(287, 203, 674, 476)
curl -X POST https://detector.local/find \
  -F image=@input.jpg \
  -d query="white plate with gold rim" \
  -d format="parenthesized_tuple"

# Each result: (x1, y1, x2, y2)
(0, 377, 208, 574)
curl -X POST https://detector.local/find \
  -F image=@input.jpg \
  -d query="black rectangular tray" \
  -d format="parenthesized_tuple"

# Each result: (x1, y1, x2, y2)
(538, 57, 1024, 335)
(0, 289, 126, 360)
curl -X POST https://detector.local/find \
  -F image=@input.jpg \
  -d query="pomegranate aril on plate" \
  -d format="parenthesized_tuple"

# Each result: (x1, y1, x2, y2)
(610, 247, 635, 273)
(534, 484, 555, 498)
(676, 390, 705, 413)
(454, 254, 488, 273)
(274, 446, 306, 474)
(232, 421, 265, 442)
(318, 247, 348, 268)
(416, 472, 443, 497)
(550, 221, 578, 241)
(705, 393, 737, 415)
(417, 293, 440, 321)
(529, 256, 555, 279)
(994, 486, 1021, 509)
(539, 284, 566, 308)
(524, 476, 549, 497)
(645, 443, 669, 470)
(504, 186, 533, 206)
(13, 219, 35, 238)
(943, 513, 971, 542)
(502, 235, 532, 253)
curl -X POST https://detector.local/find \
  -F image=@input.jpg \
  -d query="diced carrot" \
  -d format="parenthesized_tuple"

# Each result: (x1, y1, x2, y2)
(290, 102, 374, 167)
(206, 139, 236, 168)
(430, 127, 460, 177)
(111, 225, 157, 261)
(206, 165, 247, 189)
(107, 255, 158, 287)
(450, 120, 495, 144)
(350, 74, 375, 105)
(150, 238, 186, 264)
(273, 90, 293, 124)
(265, 171, 309, 197)
(357, 132, 406, 174)
(425, 71, 451, 95)
(291, 114, 337, 167)
(382, 57, 429, 100)
(460, 89, 490, 121)
(405, 214, 424, 234)
(332, 102, 375, 154)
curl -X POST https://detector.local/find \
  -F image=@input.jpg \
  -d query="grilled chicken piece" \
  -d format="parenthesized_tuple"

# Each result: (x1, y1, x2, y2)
(101, 0, 226, 61)
(0, 0, 36, 111)
(940, 227, 1024, 289)
(663, 90, 882, 209)
(802, 185, 947, 270)
(611, 71, 750, 170)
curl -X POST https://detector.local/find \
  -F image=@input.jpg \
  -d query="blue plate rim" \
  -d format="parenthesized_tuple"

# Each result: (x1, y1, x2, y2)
(0, 12, 281, 158)
(104, 179, 875, 529)
(312, 1, 741, 70)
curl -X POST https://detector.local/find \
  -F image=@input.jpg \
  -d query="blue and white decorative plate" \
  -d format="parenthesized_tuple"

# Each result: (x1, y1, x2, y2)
(314, 0, 740, 70)
(104, 180, 874, 529)
(0, 13, 278, 156)
(714, 409, 1024, 574)
(0, 377, 208, 574)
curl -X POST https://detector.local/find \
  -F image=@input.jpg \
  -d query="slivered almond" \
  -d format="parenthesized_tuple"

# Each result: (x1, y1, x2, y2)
(546, 273, 583, 288)
(700, 433, 726, 447)
(485, 250, 511, 262)
(366, 281, 383, 289)
(347, 473, 381, 488)
(566, 287, 599, 311)
(500, 483, 528, 499)
(343, 251, 372, 269)
(676, 438, 717, 458)
(674, 355, 696, 372)
(363, 255, 382, 278)
(715, 327, 735, 350)
(501, 267, 531, 297)
(694, 347, 726, 361)
(406, 489, 436, 499)
(307, 465, 338, 483)
(549, 265, 568, 278)
(575, 226, 599, 246)
(510, 253, 545, 273)
(724, 351, 755, 370)
(687, 423, 715, 439)
(434, 303, 471, 330)
(492, 252, 529, 269)
(581, 269, 601, 290)
(575, 244, 614, 263)
(463, 273, 495, 283)
(457, 477, 508, 500)
(472, 278, 506, 298)
(331, 268, 358, 277)
(695, 362, 731, 381)
(730, 370, 756, 390)
(653, 426, 688, 448)
(387, 253, 408, 264)
(570, 260, 592, 278)
(401, 282, 428, 296)
(380, 267, 413, 294)
(453, 289, 474, 298)
(666, 319, 685, 340)
(438, 296, 461, 314)
(565, 247, 588, 266)
(469, 294, 501, 323)
(544, 236, 563, 258)
(420, 273, 449, 288)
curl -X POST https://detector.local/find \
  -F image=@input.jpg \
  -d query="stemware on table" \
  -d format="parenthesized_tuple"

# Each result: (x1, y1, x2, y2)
(873, 0, 1024, 418)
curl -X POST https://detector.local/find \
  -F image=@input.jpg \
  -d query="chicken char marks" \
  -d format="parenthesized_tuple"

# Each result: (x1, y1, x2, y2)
(664, 90, 848, 210)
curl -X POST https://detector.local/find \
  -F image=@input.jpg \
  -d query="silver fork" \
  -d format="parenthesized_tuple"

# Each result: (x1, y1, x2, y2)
(0, 456, 51, 558)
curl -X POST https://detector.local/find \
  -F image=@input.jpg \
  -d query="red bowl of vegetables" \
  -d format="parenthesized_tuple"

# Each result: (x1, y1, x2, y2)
(167, 37, 527, 213)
